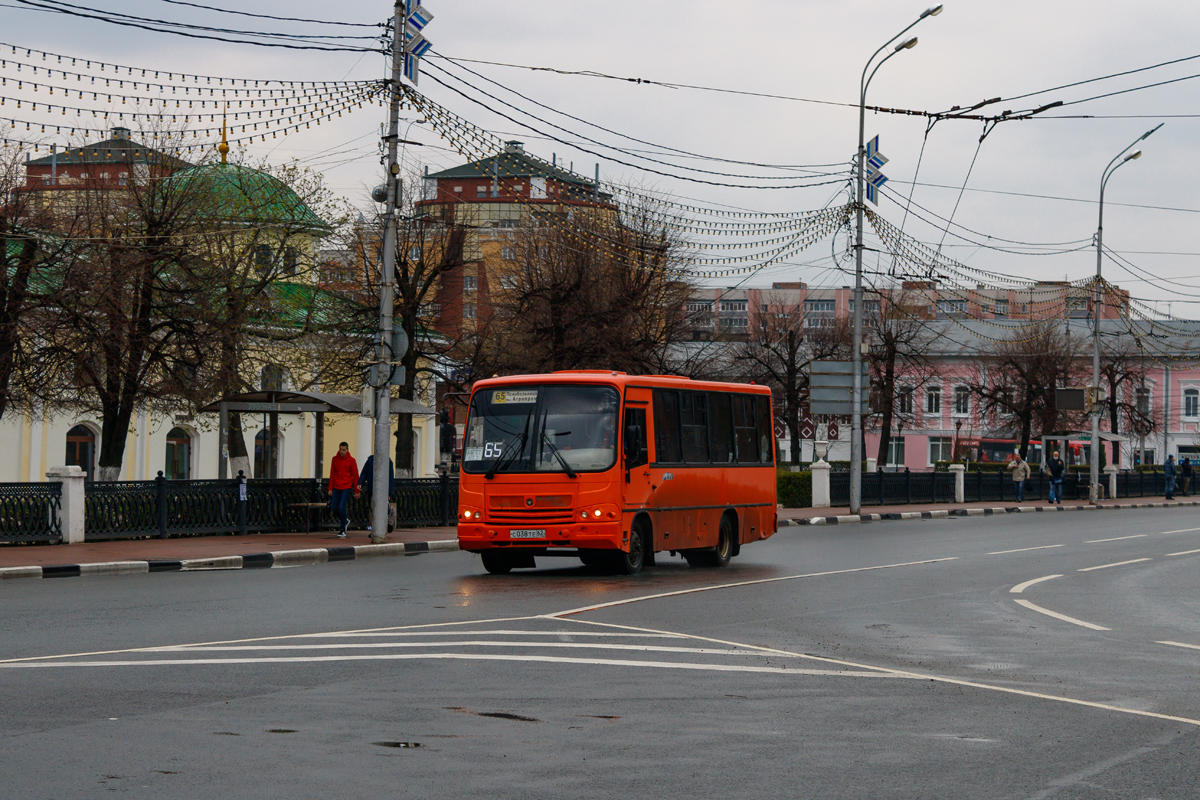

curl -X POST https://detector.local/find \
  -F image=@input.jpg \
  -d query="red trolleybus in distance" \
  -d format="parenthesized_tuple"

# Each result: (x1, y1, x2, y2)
(456, 371, 778, 575)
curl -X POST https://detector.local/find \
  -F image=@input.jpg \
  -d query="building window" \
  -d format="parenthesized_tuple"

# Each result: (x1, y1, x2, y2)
(887, 436, 905, 466)
(849, 299, 880, 314)
(1185, 389, 1199, 418)
(476, 185, 487, 195)
(40, 174, 52, 184)
(407, 246, 422, 262)
(463, 303, 477, 319)
(419, 302, 440, 318)
(994, 301, 1008, 318)
(897, 388, 913, 415)
(497, 219, 517, 228)
(254, 244, 273, 274)
(282, 246, 299, 277)
(499, 275, 518, 290)
(719, 300, 747, 312)
(926, 386, 941, 415)
(463, 275, 477, 292)
(719, 317, 748, 330)
(929, 436, 953, 464)
(453, 185, 463, 193)
(1136, 386, 1151, 415)
(65, 424, 96, 480)
(937, 299, 967, 317)
(119, 172, 128, 185)
(686, 301, 713, 313)
(165, 427, 191, 480)
(501, 246, 517, 260)
(954, 386, 970, 416)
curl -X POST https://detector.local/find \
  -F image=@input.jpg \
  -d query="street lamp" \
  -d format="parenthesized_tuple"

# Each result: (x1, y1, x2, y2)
(1089, 123, 1161, 503)
(851, 5, 942, 514)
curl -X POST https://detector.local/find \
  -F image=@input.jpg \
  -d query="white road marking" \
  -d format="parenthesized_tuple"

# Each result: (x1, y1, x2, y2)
(155, 640, 782, 658)
(988, 545, 1063, 555)
(1158, 641, 1200, 651)
(550, 557, 958, 617)
(558, 618, 1200, 728)
(1167, 548, 1200, 557)
(1085, 534, 1148, 543)
(1078, 558, 1153, 572)
(0, 652, 908, 678)
(1159, 527, 1200, 535)
(1012, 599, 1110, 631)
(306, 630, 686, 639)
(1010, 575, 1063, 594)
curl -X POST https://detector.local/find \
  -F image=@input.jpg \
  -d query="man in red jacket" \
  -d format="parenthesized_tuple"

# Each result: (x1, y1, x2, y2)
(329, 442, 360, 538)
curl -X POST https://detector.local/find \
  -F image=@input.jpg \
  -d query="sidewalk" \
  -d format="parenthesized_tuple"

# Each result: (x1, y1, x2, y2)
(0, 526, 458, 579)
(780, 496, 1200, 525)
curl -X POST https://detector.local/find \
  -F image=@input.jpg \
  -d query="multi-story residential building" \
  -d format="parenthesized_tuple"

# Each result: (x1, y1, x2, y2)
(415, 141, 616, 336)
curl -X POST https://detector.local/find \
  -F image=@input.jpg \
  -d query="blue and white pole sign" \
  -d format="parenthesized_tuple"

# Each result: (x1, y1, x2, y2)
(864, 134, 888, 205)
(402, 2, 434, 85)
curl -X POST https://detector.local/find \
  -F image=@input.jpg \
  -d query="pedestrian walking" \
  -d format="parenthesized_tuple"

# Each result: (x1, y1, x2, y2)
(1165, 454, 1177, 500)
(328, 442, 359, 538)
(1007, 452, 1031, 502)
(1181, 457, 1192, 497)
(1047, 450, 1066, 504)
(359, 454, 396, 535)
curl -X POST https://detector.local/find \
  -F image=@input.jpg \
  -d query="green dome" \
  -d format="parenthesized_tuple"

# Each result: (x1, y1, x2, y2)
(170, 162, 327, 231)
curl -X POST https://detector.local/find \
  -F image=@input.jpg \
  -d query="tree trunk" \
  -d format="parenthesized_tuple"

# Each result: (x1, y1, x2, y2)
(228, 411, 252, 478)
(394, 414, 414, 479)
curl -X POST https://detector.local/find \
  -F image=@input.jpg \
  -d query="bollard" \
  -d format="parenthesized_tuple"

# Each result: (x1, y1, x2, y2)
(237, 470, 248, 536)
(156, 471, 168, 539)
(45, 466, 86, 544)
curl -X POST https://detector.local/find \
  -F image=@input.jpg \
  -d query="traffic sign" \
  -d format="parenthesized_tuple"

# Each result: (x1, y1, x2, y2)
(862, 134, 888, 205)
(401, 1, 434, 85)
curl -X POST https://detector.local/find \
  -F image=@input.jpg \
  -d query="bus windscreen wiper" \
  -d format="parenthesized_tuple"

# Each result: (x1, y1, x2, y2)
(485, 423, 529, 480)
(540, 432, 577, 479)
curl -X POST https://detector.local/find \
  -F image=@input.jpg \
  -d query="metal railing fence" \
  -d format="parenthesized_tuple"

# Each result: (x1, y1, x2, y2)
(0, 482, 63, 544)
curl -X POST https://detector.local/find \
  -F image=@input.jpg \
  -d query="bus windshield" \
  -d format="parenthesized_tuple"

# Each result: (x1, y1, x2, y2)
(462, 384, 621, 475)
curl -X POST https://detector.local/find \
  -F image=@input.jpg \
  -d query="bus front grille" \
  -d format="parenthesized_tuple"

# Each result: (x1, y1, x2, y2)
(487, 510, 575, 524)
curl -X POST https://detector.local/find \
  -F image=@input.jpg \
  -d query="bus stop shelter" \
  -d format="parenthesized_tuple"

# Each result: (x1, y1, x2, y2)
(199, 390, 434, 479)
(1039, 431, 1127, 468)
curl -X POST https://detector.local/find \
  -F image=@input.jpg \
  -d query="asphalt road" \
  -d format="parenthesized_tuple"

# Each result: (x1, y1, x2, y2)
(2, 509, 1198, 799)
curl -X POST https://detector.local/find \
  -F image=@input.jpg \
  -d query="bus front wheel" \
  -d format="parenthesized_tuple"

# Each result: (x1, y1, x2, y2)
(481, 551, 513, 574)
(613, 523, 646, 575)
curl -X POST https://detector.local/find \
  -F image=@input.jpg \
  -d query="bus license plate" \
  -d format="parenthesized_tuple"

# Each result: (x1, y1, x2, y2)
(510, 529, 546, 539)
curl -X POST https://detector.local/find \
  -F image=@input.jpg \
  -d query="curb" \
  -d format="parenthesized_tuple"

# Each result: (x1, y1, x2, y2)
(0, 539, 461, 581)
(795, 499, 1200, 525)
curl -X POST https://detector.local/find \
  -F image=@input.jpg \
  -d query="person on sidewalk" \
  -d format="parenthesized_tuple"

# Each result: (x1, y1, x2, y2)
(1047, 450, 1066, 504)
(1165, 454, 1177, 500)
(1007, 452, 1031, 502)
(329, 442, 359, 538)
(359, 454, 396, 535)
(1180, 457, 1192, 497)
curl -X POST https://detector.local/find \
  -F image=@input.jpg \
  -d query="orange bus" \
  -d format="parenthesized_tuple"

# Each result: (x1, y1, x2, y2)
(456, 371, 778, 575)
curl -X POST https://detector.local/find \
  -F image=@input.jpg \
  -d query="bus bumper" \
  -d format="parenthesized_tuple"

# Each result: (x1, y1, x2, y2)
(457, 521, 625, 551)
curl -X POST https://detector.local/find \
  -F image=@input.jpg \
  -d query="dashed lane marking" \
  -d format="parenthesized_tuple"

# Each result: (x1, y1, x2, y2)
(1167, 548, 1200, 557)
(989, 545, 1063, 555)
(1159, 527, 1200, 535)
(1012, 599, 1110, 631)
(1078, 558, 1153, 572)
(1010, 575, 1063, 594)
(1158, 641, 1200, 652)
(1085, 534, 1148, 543)
(149, 641, 787, 658)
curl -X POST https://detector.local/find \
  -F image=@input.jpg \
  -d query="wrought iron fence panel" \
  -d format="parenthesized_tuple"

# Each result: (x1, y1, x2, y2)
(245, 479, 314, 533)
(878, 471, 911, 505)
(907, 471, 937, 504)
(829, 472, 850, 507)
(934, 471, 956, 503)
(85, 481, 159, 539)
(319, 477, 459, 529)
(164, 480, 240, 535)
(0, 482, 62, 543)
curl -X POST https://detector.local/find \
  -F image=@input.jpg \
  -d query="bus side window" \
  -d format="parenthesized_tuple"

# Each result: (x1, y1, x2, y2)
(756, 395, 774, 465)
(733, 395, 759, 464)
(652, 390, 682, 463)
(624, 407, 648, 468)
(709, 392, 734, 463)
(681, 393, 710, 463)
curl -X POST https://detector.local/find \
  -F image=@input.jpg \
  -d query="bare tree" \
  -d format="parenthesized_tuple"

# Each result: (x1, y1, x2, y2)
(1099, 337, 1153, 466)
(969, 321, 1087, 459)
(865, 290, 941, 464)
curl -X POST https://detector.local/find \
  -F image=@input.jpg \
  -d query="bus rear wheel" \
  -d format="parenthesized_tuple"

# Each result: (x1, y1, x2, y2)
(481, 551, 513, 574)
(686, 516, 734, 568)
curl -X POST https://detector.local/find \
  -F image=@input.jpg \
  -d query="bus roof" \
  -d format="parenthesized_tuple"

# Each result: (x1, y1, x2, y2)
(468, 371, 772, 396)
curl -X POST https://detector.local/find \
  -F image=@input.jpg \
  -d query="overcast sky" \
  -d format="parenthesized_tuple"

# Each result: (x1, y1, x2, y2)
(4, 1, 1200, 312)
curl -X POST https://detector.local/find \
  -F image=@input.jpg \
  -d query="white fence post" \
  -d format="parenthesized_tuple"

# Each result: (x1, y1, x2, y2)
(866, 457, 877, 474)
(46, 466, 86, 544)
(1105, 465, 1118, 501)
(811, 460, 831, 508)
(949, 464, 965, 504)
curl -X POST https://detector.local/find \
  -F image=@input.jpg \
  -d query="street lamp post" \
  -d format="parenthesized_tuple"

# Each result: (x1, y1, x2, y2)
(1089, 123, 1161, 504)
(851, 4, 941, 514)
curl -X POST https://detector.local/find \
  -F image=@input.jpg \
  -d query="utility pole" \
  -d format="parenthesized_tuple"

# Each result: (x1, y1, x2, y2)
(370, 1, 407, 544)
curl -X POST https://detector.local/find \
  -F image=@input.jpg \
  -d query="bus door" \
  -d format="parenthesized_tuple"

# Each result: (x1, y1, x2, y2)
(622, 388, 653, 547)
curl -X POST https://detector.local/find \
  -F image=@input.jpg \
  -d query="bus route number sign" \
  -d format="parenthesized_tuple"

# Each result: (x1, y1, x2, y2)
(493, 390, 538, 405)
